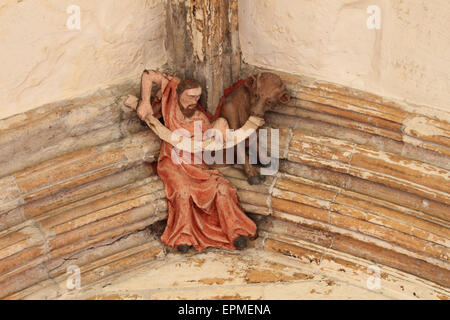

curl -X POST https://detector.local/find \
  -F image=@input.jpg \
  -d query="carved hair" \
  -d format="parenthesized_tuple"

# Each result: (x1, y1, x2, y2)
(176, 79, 201, 95)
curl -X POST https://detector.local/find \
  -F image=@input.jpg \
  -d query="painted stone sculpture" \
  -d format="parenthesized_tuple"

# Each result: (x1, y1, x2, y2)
(129, 70, 264, 252)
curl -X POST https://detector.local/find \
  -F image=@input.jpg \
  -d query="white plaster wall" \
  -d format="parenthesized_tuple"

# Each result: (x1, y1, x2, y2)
(239, 0, 450, 113)
(0, 0, 167, 120)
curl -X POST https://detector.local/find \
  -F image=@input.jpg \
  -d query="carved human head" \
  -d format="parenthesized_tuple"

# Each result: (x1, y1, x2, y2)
(177, 79, 202, 111)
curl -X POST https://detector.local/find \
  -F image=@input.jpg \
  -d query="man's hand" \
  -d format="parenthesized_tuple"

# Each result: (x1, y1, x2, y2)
(137, 100, 153, 121)
(248, 116, 265, 128)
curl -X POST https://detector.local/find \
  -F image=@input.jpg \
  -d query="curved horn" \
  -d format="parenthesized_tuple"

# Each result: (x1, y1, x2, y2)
(124, 94, 264, 153)
(144, 115, 264, 153)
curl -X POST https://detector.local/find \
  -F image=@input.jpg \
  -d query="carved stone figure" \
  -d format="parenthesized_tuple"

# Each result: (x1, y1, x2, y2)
(218, 73, 291, 185)
(130, 70, 266, 253)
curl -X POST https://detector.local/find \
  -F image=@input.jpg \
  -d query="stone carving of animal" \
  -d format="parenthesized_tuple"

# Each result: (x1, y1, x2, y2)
(217, 72, 290, 185)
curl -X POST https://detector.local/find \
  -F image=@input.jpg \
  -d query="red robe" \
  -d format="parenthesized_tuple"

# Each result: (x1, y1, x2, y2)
(156, 77, 257, 251)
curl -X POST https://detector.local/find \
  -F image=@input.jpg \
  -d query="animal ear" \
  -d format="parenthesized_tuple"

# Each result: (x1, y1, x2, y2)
(245, 76, 257, 89)
(279, 92, 291, 104)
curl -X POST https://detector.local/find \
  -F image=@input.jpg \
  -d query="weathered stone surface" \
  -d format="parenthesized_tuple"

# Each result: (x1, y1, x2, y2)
(218, 164, 449, 269)
(0, 176, 23, 216)
(279, 161, 449, 224)
(0, 87, 167, 299)
(22, 165, 154, 224)
(0, 0, 167, 120)
(165, 0, 241, 113)
(264, 230, 450, 288)
(235, 65, 450, 289)
(266, 111, 450, 170)
(288, 130, 450, 205)
(15, 248, 449, 300)
(1, 61, 449, 299)
(0, 132, 161, 216)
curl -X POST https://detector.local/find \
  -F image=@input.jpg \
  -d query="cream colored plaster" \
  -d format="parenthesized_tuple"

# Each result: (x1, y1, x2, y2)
(36, 249, 449, 300)
(0, 0, 167, 120)
(239, 0, 450, 113)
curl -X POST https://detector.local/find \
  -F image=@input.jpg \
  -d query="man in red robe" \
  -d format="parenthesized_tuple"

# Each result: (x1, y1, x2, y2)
(136, 70, 262, 253)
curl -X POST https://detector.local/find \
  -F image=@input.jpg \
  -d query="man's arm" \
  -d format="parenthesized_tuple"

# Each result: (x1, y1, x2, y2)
(137, 70, 172, 120)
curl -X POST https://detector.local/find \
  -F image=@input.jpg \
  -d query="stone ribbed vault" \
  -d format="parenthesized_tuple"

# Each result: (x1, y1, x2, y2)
(0, 0, 449, 300)
(0, 64, 449, 299)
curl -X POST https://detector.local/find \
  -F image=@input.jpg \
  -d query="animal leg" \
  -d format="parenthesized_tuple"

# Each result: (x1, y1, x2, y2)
(244, 149, 265, 185)
(254, 129, 272, 168)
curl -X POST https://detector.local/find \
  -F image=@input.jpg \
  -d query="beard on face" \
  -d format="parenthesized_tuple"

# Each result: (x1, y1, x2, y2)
(182, 108, 196, 118)
(178, 97, 197, 118)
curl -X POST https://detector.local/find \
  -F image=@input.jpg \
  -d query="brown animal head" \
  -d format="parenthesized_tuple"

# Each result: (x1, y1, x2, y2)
(245, 72, 290, 117)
